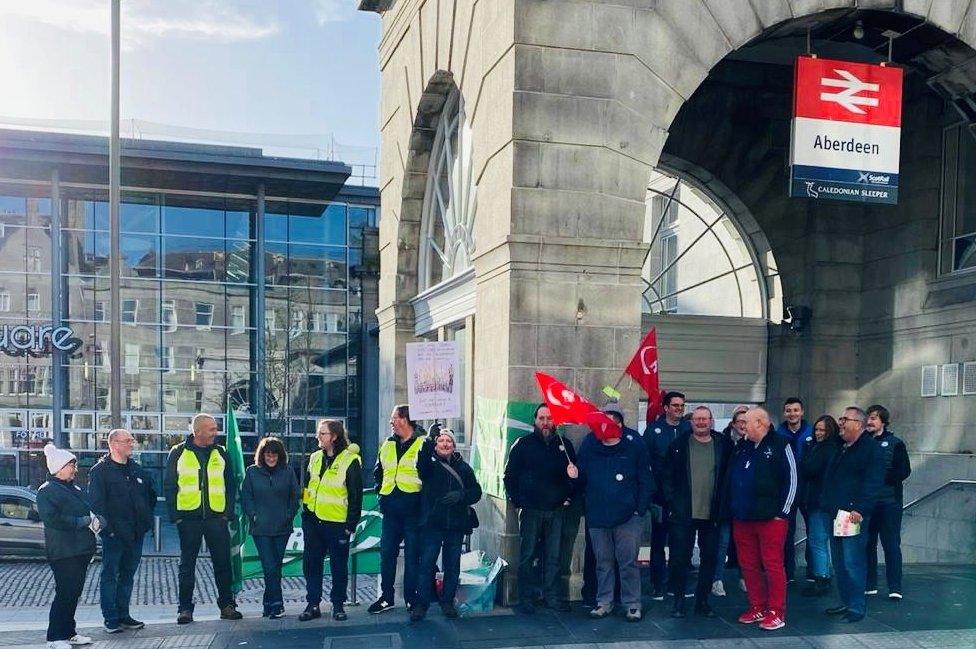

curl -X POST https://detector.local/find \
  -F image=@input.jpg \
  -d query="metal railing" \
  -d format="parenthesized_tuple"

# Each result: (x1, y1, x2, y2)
(794, 478, 976, 547)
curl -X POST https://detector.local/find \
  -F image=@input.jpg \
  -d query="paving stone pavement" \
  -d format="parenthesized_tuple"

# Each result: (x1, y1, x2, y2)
(0, 558, 377, 607)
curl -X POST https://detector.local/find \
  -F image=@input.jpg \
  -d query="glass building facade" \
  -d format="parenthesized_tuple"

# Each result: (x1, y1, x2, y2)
(0, 130, 379, 489)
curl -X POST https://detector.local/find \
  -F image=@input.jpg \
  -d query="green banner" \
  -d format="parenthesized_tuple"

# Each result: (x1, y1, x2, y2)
(470, 397, 536, 499)
(241, 488, 383, 579)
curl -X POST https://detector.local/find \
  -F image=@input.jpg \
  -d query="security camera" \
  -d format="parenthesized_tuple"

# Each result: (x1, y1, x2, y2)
(782, 305, 812, 333)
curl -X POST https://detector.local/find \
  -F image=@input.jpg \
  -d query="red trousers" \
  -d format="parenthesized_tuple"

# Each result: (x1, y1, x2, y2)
(733, 518, 788, 617)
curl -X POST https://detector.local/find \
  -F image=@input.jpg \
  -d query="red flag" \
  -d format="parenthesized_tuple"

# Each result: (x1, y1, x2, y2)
(625, 328, 663, 423)
(534, 372, 621, 440)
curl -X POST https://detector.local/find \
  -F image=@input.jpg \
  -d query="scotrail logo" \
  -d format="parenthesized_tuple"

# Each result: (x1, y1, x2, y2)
(857, 172, 891, 185)
(805, 181, 819, 198)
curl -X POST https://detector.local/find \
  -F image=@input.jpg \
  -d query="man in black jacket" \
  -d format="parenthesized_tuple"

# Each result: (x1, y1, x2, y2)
(662, 407, 732, 618)
(88, 429, 157, 633)
(821, 406, 884, 623)
(163, 413, 240, 624)
(864, 404, 911, 600)
(645, 391, 690, 599)
(503, 404, 576, 613)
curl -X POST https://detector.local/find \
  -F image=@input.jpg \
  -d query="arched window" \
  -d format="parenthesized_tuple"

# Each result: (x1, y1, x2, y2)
(642, 167, 781, 321)
(418, 88, 476, 292)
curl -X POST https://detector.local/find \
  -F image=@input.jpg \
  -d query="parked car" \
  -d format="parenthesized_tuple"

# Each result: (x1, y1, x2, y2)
(0, 485, 44, 557)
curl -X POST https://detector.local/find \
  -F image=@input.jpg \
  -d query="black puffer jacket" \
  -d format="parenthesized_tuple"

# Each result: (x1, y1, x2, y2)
(36, 478, 97, 561)
(418, 451, 482, 531)
(503, 430, 576, 511)
(799, 436, 840, 512)
(88, 455, 157, 541)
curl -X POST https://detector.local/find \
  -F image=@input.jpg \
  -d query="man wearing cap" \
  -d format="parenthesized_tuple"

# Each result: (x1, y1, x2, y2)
(504, 404, 577, 614)
(88, 429, 157, 633)
(164, 413, 241, 624)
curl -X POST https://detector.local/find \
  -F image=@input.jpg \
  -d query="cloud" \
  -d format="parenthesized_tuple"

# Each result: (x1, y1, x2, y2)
(311, 0, 356, 25)
(0, 0, 279, 45)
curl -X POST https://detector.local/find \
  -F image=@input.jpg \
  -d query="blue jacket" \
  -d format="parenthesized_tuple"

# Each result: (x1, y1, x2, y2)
(645, 415, 690, 504)
(728, 432, 798, 521)
(576, 433, 654, 529)
(776, 419, 814, 464)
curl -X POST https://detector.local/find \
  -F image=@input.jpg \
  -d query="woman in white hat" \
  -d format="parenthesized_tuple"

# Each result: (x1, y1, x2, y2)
(36, 443, 105, 649)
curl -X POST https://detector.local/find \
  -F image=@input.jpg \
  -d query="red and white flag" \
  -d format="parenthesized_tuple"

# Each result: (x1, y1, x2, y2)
(624, 328, 663, 425)
(535, 372, 621, 440)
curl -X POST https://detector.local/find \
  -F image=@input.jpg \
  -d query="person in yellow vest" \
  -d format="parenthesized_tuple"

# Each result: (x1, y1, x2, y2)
(163, 413, 242, 625)
(299, 419, 363, 622)
(367, 404, 432, 614)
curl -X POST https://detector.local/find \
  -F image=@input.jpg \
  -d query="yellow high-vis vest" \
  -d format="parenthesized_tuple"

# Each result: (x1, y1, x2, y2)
(175, 446, 226, 513)
(304, 445, 362, 523)
(378, 436, 424, 495)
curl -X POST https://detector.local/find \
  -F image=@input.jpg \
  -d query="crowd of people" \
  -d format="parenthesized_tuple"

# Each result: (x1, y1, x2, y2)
(502, 393, 911, 631)
(33, 395, 910, 647)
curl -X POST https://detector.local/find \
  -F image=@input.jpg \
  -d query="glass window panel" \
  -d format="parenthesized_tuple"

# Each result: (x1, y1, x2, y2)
(94, 201, 110, 231)
(958, 128, 976, 237)
(121, 195, 160, 233)
(225, 239, 251, 284)
(265, 241, 289, 286)
(64, 197, 96, 230)
(162, 237, 224, 281)
(162, 369, 226, 414)
(0, 195, 27, 223)
(121, 234, 159, 278)
(163, 205, 224, 238)
(0, 280, 25, 320)
(288, 245, 346, 289)
(290, 202, 345, 246)
(225, 202, 251, 240)
(264, 202, 288, 242)
(954, 234, 976, 272)
(65, 276, 99, 321)
(119, 370, 161, 411)
(0, 225, 25, 272)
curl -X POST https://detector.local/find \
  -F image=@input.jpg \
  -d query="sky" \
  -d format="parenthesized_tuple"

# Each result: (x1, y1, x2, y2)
(0, 0, 382, 167)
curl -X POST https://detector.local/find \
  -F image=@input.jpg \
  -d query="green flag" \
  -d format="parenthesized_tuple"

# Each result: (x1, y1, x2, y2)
(225, 404, 248, 594)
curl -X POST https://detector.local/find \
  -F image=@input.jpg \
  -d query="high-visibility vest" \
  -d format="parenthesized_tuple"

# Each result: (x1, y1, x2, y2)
(304, 446, 362, 522)
(378, 436, 424, 495)
(175, 446, 227, 513)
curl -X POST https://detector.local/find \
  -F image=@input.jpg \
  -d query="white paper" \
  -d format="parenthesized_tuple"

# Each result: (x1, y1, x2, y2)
(406, 341, 461, 420)
(833, 509, 861, 537)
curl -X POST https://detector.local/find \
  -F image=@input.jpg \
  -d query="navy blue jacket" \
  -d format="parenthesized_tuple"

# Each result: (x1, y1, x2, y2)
(776, 419, 814, 464)
(645, 415, 690, 504)
(821, 432, 884, 518)
(576, 433, 653, 529)
(873, 429, 911, 504)
(728, 432, 798, 521)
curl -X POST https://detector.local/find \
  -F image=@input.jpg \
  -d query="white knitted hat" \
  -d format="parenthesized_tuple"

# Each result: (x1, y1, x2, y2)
(43, 443, 76, 475)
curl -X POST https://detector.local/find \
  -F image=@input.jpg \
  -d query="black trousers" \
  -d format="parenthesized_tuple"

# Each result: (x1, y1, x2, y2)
(668, 519, 719, 607)
(48, 553, 93, 641)
(177, 517, 234, 612)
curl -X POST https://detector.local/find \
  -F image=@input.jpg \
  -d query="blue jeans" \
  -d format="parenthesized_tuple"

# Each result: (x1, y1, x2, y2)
(807, 511, 832, 578)
(379, 496, 420, 605)
(254, 534, 289, 615)
(866, 500, 903, 593)
(714, 522, 731, 582)
(417, 527, 464, 608)
(99, 534, 143, 625)
(830, 515, 870, 616)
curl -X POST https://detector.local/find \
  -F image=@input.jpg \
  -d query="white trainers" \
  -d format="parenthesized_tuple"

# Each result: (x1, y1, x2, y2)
(864, 589, 878, 595)
(889, 592, 903, 600)
(46, 642, 72, 649)
(67, 636, 93, 646)
(739, 578, 747, 592)
(712, 580, 726, 597)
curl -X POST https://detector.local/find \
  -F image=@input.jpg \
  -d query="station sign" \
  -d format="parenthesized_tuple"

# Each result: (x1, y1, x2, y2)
(0, 324, 81, 357)
(789, 56, 903, 204)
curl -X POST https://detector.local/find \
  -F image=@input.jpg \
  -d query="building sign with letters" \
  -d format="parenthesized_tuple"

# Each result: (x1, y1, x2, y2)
(0, 324, 81, 357)
(789, 56, 903, 204)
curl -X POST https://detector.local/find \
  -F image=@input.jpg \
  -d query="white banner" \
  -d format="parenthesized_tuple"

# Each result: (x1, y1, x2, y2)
(406, 340, 461, 420)
(790, 117, 901, 173)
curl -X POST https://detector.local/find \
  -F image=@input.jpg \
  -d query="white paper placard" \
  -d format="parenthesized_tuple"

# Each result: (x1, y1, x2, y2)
(406, 340, 461, 420)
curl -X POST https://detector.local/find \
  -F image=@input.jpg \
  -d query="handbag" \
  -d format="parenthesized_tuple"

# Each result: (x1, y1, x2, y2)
(438, 459, 480, 532)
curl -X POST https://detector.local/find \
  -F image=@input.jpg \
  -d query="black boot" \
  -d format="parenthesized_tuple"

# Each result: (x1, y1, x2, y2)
(670, 595, 686, 618)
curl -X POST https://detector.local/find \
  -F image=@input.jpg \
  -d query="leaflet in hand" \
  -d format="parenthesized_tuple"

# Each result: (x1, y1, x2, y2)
(833, 510, 860, 537)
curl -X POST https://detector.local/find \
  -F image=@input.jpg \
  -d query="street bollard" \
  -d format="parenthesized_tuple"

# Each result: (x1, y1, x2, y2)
(153, 515, 161, 553)
(349, 552, 359, 605)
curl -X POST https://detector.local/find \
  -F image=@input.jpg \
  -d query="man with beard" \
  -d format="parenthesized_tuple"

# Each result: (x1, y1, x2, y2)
(504, 404, 577, 613)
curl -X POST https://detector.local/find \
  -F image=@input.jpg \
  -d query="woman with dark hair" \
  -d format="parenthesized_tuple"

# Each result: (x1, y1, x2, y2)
(299, 419, 363, 622)
(242, 436, 301, 618)
(800, 415, 840, 597)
